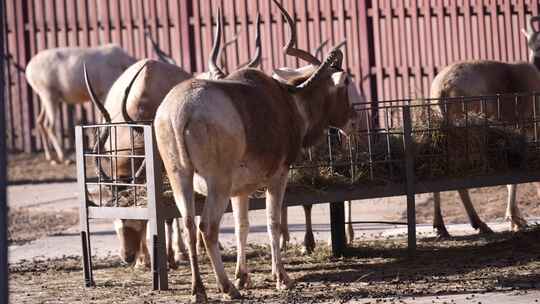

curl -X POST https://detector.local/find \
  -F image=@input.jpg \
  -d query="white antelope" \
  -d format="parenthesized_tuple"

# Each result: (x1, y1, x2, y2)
(87, 9, 262, 269)
(154, 6, 356, 304)
(25, 44, 136, 164)
(429, 16, 540, 237)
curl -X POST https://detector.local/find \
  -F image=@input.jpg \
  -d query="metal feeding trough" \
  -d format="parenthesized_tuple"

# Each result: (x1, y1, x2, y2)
(76, 123, 179, 290)
(76, 93, 540, 290)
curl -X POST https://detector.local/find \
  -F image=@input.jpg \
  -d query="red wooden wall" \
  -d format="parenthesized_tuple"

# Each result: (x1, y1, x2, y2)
(3, 0, 540, 153)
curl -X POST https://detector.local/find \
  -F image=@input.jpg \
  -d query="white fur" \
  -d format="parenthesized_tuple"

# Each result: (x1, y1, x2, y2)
(25, 44, 136, 163)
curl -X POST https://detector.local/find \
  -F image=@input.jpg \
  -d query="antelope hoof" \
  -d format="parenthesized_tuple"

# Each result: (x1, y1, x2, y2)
(191, 285, 208, 304)
(134, 260, 150, 270)
(168, 256, 178, 270)
(302, 232, 316, 255)
(276, 276, 295, 290)
(280, 236, 289, 252)
(223, 285, 242, 300)
(346, 227, 355, 245)
(509, 217, 528, 232)
(190, 292, 208, 304)
(434, 226, 451, 240)
(50, 160, 59, 165)
(476, 222, 494, 235)
(176, 252, 189, 262)
(235, 272, 252, 290)
(63, 159, 74, 165)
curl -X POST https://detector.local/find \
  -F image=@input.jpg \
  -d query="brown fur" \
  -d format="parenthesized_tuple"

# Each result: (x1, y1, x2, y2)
(219, 68, 303, 173)
(432, 61, 540, 123)
(288, 67, 352, 147)
(155, 46, 353, 299)
(100, 59, 192, 179)
(430, 58, 540, 236)
(118, 226, 142, 263)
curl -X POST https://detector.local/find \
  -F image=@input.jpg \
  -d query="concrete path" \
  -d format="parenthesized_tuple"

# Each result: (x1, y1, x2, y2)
(9, 182, 539, 264)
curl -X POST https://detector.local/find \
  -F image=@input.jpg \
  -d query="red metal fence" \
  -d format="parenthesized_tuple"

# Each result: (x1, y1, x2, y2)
(3, 0, 540, 153)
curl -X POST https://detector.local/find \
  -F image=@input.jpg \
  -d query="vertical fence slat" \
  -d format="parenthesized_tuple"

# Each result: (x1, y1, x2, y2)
(3, 0, 537, 152)
(191, 0, 203, 72)
(357, 0, 371, 101)
(5, 0, 15, 150)
(179, 0, 192, 71)
(27, 0, 40, 150)
(517, 0, 526, 61)
(15, 0, 32, 152)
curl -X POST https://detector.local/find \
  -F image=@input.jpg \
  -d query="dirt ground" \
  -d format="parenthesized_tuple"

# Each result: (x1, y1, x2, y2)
(8, 207, 79, 245)
(8, 153, 76, 184)
(9, 227, 540, 303)
(7, 153, 540, 302)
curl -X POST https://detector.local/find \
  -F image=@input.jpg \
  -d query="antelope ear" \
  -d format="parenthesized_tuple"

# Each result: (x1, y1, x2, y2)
(522, 28, 530, 39)
(331, 71, 347, 87)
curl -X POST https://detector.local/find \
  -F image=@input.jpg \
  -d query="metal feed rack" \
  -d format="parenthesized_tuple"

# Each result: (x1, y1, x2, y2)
(76, 122, 180, 291)
(317, 92, 540, 256)
(76, 92, 540, 290)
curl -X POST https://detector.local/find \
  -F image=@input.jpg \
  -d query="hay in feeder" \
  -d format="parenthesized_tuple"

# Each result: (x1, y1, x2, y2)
(288, 108, 529, 189)
(92, 108, 530, 207)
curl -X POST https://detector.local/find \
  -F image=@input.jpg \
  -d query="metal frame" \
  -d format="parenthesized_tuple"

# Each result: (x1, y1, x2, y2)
(76, 93, 540, 289)
(76, 124, 179, 291)
(0, 0, 7, 301)
(320, 93, 540, 256)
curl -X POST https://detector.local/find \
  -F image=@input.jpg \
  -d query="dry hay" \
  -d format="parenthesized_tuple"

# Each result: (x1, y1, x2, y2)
(93, 108, 531, 206)
(88, 178, 206, 208)
(289, 106, 529, 189)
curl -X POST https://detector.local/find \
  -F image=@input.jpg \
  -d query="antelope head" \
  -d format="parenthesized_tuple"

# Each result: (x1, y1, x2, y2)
(521, 15, 540, 61)
(270, 0, 361, 139)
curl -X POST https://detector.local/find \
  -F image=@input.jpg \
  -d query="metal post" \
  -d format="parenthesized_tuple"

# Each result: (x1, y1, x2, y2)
(76, 126, 95, 287)
(402, 106, 417, 255)
(0, 0, 8, 300)
(329, 201, 346, 257)
(144, 126, 168, 291)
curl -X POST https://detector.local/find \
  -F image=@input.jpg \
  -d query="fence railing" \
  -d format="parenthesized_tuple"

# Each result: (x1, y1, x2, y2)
(77, 93, 540, 259)
(5, 1, 540, 153)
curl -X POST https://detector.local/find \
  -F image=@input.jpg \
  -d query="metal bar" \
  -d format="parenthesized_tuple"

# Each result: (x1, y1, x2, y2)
(85, 181, 146, 187)
(76, 126, 95, 287)
(14, 0, 32, 152)
(80, 231, 93, 287)
(0, 0, 7, 298)
(151, 234, 159, 290)
(84, 153, 145, 159)
(402, 105, 416, 256)
(346, 221, 408, 226)
(144, 125, 168, 290)
(80, 121, 153, 128)
(329, 201, 346, 257)
(87, 206, 152, 219)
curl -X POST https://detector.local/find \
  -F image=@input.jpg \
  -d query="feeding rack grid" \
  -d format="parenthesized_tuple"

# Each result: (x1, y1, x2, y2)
(76, 122, 179, 291)
(76, 92, 540, 290)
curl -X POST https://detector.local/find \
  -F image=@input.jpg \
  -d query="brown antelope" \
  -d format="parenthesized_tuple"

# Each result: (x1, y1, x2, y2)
(86, 9, 262, 269)
(25, 45, 136, 164)
(429, 16, 540, 237)
(154, 3, 356, 303)
(277, 32, 364, 254)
